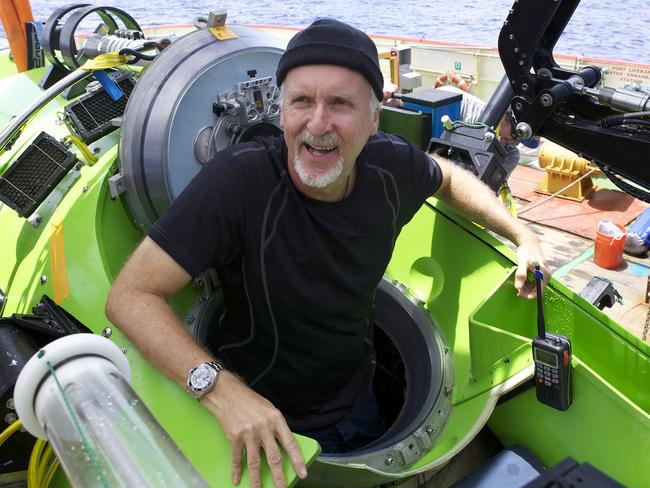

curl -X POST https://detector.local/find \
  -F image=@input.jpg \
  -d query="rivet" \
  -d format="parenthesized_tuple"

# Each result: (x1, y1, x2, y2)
(186, 314, 195, 324)
(384, 454, 395, 466)
(28, 214, 42, 228)
(5, 413, 17, 424)
(102, 327, 112, 338)
(82, 186, 88, 193)
(540, 93, 554, 107)
(40, 275, 47, 285)
(120, 347, 127, 354)
(6, 398, 15, 410)
(426, 426, 433, 434)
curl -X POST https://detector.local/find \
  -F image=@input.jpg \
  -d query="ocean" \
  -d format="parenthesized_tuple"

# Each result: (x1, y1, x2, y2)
(0, 0, 648, 64)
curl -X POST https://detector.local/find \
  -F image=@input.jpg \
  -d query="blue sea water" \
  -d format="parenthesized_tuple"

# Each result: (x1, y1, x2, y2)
(0, 0, 648, 63)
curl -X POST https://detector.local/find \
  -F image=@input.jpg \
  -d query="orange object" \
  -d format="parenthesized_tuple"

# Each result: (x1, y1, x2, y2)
(434, 71, 468, 91)
(594, 225, 627, 269)
(49, 221, 70, 304)
(0, 0, 34, 72)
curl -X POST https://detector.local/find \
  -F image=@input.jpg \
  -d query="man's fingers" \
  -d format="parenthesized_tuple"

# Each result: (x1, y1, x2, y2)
(261, 433, 288, 488)
(230, 439, 243, 486)
(246, 440, 263, 488)
(514, 260, 528, 291)
(275, 419, 307, 479)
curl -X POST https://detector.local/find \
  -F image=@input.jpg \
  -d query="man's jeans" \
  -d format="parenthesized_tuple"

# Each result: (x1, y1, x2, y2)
(300, 386, 385, 453)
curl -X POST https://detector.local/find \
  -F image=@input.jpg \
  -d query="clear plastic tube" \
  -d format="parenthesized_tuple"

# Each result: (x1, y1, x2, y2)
(33, 356, 208, 487)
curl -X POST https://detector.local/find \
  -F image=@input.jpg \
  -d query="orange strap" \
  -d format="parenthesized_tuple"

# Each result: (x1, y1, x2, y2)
(0, 0, 34, 72)
(49, 221, 70, 304)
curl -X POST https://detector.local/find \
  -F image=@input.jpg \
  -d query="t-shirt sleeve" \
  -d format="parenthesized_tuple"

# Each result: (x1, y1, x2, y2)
(399, 138, 443, 223)
(148, 152, 246, 278)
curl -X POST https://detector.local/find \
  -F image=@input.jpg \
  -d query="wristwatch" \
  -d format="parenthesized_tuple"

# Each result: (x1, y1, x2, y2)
(186, 361, 224, 400)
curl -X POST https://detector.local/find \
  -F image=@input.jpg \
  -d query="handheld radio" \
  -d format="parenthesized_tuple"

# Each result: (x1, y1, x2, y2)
(532, 265, 572, 411)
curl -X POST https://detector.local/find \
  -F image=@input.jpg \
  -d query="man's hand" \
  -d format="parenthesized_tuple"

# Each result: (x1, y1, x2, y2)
(514, 232, 550, 299)
(383, 81, 402, 107)
(203, 371, 307, 488)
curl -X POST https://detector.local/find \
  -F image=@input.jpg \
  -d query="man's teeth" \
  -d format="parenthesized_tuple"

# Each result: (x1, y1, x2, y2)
(307, 144, 335, 154)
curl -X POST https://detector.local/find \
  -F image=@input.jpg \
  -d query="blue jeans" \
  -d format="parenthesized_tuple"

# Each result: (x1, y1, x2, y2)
(300, 386, 385, 453)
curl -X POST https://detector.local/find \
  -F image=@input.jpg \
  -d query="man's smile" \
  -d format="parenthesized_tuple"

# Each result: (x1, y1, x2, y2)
(304, 142, 338, 157)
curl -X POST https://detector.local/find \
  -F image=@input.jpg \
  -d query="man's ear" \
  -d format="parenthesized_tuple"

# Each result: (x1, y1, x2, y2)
(370, 107, 379, 135)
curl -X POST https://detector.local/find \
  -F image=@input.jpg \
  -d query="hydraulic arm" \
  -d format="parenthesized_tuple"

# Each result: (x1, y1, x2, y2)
(431, 0, 650, 201)
(498, 0, 650, 200)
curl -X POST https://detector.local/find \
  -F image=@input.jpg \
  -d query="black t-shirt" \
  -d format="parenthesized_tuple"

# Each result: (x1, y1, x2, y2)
(149, 132, 442, 430)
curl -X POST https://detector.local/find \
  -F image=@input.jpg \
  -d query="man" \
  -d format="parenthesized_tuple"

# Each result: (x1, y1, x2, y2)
(106, 19, 549, 488)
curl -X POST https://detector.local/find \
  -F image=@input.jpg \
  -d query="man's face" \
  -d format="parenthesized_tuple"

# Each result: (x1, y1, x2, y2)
(280, 64, 379, 192)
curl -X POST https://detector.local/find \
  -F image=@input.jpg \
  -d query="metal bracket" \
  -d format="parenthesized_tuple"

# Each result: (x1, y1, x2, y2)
(108, 173, 126, 198)
(579, 276, 623, 310)
(194, 10, 227, 29)
(192, 268, 220, 297)
(0, 295, 92, 344)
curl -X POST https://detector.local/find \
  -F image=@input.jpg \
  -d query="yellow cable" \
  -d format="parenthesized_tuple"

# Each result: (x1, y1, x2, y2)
(63, 135, 98, 165)
(37, 444, 53, 485)
(28, 439, 46, 488)
(42, 458, 60, 488)
(499, 182, 518, 218)
(80, 52, 129, 71)
(0, 420, 22, 447)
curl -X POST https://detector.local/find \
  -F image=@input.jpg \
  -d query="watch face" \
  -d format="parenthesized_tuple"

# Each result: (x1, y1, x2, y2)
(191, 363, 217, 391)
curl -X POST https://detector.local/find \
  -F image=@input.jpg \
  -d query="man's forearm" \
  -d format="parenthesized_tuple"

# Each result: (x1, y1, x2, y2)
(434, 156, 535, 246)
(105, 287, 213, 388)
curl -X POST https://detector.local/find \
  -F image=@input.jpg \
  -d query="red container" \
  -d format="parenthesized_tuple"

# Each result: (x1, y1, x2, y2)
(594, 225, 626, 269)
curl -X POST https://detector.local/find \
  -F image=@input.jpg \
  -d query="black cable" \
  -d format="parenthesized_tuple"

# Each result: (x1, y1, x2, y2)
(597, 114, 624, 127)
(623, 111, 650, 119)
(118, 48, 157, 63)
(598, 115, 650, 128)
(598, 163, 650, 203)
(617, 118, 650, 127)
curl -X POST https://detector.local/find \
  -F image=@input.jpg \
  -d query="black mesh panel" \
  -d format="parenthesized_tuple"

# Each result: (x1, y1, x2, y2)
(0, 132, 77, 217)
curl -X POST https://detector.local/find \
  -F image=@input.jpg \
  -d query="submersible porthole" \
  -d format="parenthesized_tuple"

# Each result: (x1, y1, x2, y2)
(186, 274, 453, 478)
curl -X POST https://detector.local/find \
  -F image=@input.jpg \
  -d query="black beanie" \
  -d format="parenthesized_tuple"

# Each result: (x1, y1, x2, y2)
(276, 19, 384, 101)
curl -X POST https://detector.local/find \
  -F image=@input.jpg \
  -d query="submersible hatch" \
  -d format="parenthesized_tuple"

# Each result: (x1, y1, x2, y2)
(115, 11, 454, 486)
(118, 12, 284, 231)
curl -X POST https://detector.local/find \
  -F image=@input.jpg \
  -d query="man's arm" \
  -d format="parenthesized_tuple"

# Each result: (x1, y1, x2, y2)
(105, 237, 306, 488)
(432, 156, 549, 298)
